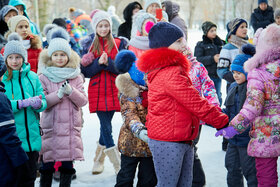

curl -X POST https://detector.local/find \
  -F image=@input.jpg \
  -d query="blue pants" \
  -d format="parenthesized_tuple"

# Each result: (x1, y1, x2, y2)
(225, 143, 258, 187)
(148, 139, 194, 187)
(97, 111, 115, 148)
(210, 76, 222, 106)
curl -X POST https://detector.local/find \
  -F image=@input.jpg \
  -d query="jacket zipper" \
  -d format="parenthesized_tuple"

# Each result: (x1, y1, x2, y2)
(19, 71, 32, 152)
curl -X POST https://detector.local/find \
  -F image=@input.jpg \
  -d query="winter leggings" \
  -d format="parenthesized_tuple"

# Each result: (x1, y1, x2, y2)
(148, 139, 194, 187)
(225, 143, 258, 187)
(97, 111, 115, 148)
(255, 157, 278, 187)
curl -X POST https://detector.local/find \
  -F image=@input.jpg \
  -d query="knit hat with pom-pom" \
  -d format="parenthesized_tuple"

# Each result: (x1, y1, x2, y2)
(4, 32, 27, 62)
(48, 27, 71, 57)
(43, 24, 58, 44)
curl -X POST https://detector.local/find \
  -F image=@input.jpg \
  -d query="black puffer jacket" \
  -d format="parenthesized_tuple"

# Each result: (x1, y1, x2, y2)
(118, 1, 142, 40)
(194, 35, 224, 78)
(250, 6, 274, 33)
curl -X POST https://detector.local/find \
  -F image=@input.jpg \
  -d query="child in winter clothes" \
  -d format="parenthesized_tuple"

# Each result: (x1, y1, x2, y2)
(216, 24, 280, 187)
(219, 44, 258, 187)
(274, 8, 280, 26)
(38, 27, 88, 186)
(2, 15, 42, 73)
(2, 32, 47, 187)
(194, 21, 224, 105)
(80, 10, 127, 175)
(114, 50, 157, 187)
(0, 55, 29, 187)
(137, 22, 229, 187)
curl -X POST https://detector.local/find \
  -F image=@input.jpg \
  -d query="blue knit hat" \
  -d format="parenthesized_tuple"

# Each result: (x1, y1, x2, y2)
(4, 33, 27, 63)
(148, 22, 183, 49)
(226, 18, 247, 41)
(258, 0, 268, 5)
(48, 27, 71, 57)
(0, 5, 18, 21)
(0, 55, 7, 77)
(231, 44, 256, 78)
(115, 50, 146, 86)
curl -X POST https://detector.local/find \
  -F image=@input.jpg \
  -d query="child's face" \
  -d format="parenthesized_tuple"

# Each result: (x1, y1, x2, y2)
(15, 5, 24, 15)
(233, 71, 246, 84)
(51, 51, 69, 68)
(275, 16, 280, 25)
(235, 22, 247, 39)
(7, 54, 23, 70)
(96, 20, 110, 38)
(207, 27, 217, 40)
(4, 10, 18, 23)
(168, 37, 187, 54)
(147, 3, 160, 15)
(259, 3, 268, 11)
(15, 20, 30, 39)
(142, 18, 155, 36)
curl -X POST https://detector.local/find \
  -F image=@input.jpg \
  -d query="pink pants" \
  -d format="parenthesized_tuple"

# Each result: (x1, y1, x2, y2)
(255, 157, 278, 187)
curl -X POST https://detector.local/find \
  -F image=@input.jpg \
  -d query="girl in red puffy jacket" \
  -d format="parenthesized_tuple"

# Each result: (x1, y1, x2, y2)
(137, 22, 229, 187)
(1, 15, 42, 73)
(80, 11, 127, 175)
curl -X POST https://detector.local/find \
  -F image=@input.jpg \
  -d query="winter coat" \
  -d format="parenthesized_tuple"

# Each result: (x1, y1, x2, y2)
(118, 1, 142, 40)
(223, 82, 250, 147)
(162, 1, 188, 39)
(39, 49, 88, 162)
(137, 48, 228, 142)
(250, 6, 274, 33)
(81, 36, 126, 113)
(116, 73, 152, 157)
(229, 47, 280, 158)
(2, 62, 47, 152)
(194, 35, 224, 78)
(0, 82, 28, 187)
(8, 0, 41, 36)
(1, 34, 42, 73)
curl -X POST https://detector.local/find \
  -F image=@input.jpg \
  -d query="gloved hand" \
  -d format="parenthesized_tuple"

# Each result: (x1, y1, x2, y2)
(215, 126, 239, 139)
(136, 129, 148, 143)
(18, 95, 42, 109)
(57, 84, 66, 99)
(63, 80, 72, 95)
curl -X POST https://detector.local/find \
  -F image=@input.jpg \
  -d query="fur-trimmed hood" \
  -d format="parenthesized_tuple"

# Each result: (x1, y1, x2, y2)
(137, 48, 190, 75)
(4, 32, 41, 49)
(115, 73, 140, 98)
(38, 48, 80, 69)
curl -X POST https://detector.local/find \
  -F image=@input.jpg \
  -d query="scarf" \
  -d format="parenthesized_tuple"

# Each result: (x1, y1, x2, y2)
(129, 36, 150, 50)
(229, 35, 248, 49)
(42, 66, 81, 83)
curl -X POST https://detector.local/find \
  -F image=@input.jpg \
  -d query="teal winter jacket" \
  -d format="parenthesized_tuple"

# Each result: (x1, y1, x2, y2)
(2, 62, 47, 152)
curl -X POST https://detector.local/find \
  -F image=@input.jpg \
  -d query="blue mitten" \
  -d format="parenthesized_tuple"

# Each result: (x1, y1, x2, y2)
(215, 126, 239, 139)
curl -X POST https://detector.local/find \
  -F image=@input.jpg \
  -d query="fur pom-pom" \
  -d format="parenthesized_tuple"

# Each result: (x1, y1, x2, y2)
(7, 32, 22, 42)
(115, 50, 136, 74)
(43, 24, 57, 36)
(145, 21, 154, 34)
(50, 27, 70, 42)
(242, 44, 256, 56)
(81, 52, 95, 67)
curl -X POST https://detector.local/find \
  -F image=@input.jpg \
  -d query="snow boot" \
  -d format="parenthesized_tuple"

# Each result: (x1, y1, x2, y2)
(92, 142, 106, 175)
(59, 168, 75, 187)
(39, 169, 54, 187)
(104, 146, 121, 174)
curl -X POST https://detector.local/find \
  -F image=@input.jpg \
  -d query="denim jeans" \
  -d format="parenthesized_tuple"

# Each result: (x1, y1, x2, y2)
(210, 76, 222, 106)
(97, 111, 115, 148)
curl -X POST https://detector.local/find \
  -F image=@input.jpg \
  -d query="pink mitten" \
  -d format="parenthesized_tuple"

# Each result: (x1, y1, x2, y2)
(81, 52, 95, 67)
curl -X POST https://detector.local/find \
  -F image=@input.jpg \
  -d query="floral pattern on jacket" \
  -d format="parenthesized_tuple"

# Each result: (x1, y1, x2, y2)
(230, 57, 280, 158)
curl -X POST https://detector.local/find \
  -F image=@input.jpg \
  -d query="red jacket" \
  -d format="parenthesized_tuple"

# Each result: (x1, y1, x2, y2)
(137, 48, 228, 141)
(81, 37, 125, 113)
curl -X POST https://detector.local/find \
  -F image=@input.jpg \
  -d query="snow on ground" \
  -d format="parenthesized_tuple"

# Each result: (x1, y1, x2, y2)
(35, 29, 279, 186)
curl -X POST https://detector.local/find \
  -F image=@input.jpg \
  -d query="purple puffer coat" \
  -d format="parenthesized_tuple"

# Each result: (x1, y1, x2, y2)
(229, 47, 280, 158)
(39, 49, 88, 162)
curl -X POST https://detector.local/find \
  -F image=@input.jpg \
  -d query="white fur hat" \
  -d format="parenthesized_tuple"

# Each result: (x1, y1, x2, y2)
(91, 10, 112, 34)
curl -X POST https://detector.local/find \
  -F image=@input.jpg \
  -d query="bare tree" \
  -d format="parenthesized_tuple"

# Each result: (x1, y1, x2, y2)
(188, 0, 199, 29)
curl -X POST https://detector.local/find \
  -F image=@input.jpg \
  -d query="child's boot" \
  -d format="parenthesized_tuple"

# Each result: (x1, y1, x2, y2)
(59, 168, 75, 187)
(39, 169, 54, 187)
(92, 142, 106, 174)
(104, 146, 121, 174)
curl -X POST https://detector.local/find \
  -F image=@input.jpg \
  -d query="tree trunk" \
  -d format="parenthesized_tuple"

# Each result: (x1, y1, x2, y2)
(188, 0, 197, 29)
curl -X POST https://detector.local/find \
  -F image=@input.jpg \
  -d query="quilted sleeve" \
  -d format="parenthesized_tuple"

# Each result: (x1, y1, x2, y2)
(164, 67, 228, 129)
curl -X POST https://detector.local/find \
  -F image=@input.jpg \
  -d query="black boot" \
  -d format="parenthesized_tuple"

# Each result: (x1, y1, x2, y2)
(59, 168, 76, 187)
(39, 169, 54, 187)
